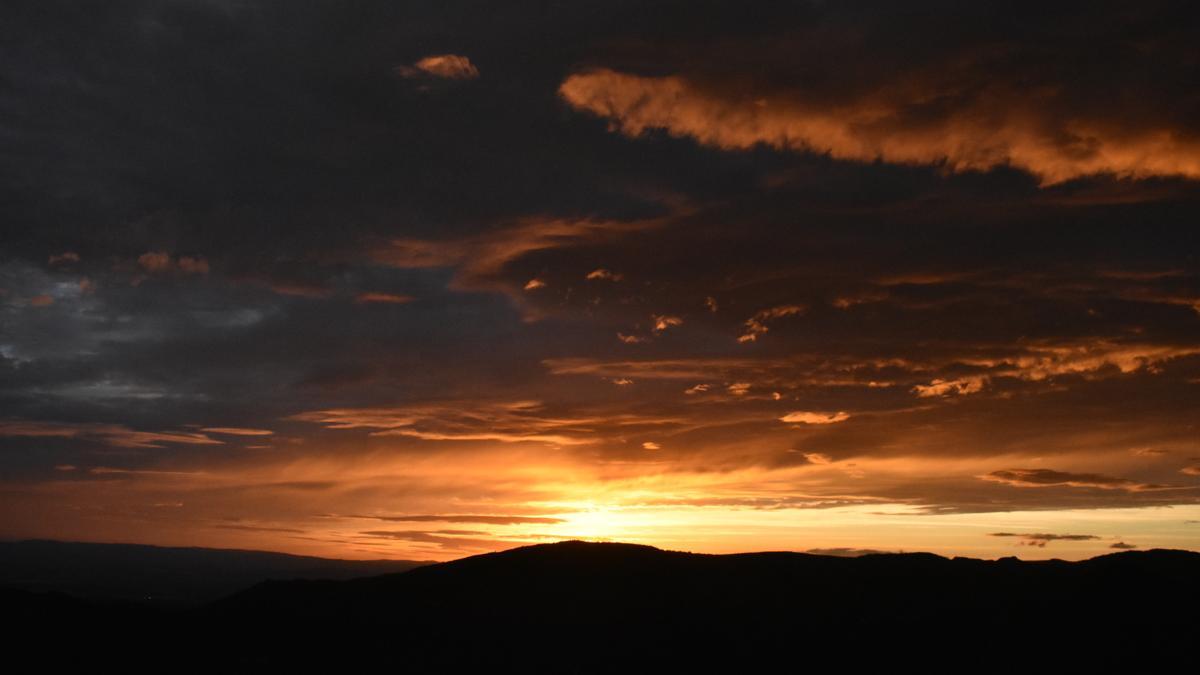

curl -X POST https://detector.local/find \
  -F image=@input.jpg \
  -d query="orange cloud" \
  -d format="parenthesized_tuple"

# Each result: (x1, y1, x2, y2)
(201, 427, 275, 437)
(396, 54, 479, 80)
(967, 341, 1200, 382)
(652, 315, 683, 333)
(292, 400, 684, 447)
(544, 356, 780, 381)
(89, 467, 201, 477)
(138, 251, 172, 272)
(779, 411, 850, 425)
(339, 514, 566, 525)
(586, 268, 622, 281)
(738, 305, 804, 343)
(354, 292, 414, 304)
(0, 421, 221, 449)
(726, 382, 751, 396)
(912, 376, 987, 398)
(981, 468, 1170, 492)
(560, 69, 1200, 185)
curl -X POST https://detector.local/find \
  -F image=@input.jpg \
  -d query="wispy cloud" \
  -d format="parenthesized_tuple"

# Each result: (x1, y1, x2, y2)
(989, 532, 1101, 547)
(354, 292, 414, 305)
(292, 400, 683, 446)
(0, 421, 221, 449)
(395, 54, 479, 80)
(981, 468, 1171, 492)
(201, 427, 275, 437)
(738, 305, 804, 343)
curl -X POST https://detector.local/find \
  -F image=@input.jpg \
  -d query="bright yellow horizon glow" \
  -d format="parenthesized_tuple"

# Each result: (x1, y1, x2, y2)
(5, 435, 1198, 562)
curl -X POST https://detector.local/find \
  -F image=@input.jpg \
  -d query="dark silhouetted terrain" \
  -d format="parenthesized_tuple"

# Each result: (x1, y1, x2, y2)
(8, 541, 1198, 670)
(0, 539, 428, 605)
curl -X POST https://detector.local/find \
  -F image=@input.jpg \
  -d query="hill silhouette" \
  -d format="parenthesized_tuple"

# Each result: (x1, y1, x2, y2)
(0, 539, 428, 605)
(9, 540, 1198, 669)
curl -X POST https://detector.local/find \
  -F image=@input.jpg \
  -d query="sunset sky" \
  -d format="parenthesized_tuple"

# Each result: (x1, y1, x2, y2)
(2, 1, 1199, 561)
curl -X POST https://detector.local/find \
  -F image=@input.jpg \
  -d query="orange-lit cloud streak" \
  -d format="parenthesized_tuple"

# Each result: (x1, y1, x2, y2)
(560, 68, 1200, 185)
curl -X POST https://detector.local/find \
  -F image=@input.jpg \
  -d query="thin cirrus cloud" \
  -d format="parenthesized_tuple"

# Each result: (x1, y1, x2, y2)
(0, 421, 221, 449)
(980, 468, 1171, 492)
(291, 400, 685, 446)
(337, 514, 567, 525)
(200, 427, 275, 437)
(559, 68, 1200, 185)
(371, 216, 662, 298)
(359, 530, 501, 551)
(989, 532, 1101, 547)
(354, 292, 414, 305)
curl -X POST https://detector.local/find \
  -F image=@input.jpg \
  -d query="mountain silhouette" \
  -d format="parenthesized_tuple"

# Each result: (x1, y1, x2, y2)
(0, 539, 428, 605)
(9, 540, 1198, 669)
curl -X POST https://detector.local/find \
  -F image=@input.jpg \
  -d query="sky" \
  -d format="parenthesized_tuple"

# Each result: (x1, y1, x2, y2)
(2, 0, 1199, 561)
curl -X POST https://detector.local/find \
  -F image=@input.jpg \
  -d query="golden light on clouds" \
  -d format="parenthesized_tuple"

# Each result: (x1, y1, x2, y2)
(560, 69, 1200, 184)
(11, 437, 1197, 561)
(779, 411, 850, 424)
(396, 54, 479, 80)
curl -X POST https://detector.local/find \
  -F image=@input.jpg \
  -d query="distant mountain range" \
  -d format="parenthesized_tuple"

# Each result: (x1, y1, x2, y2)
(0, 539, 428, 605)
(7, 540, 1197, 669)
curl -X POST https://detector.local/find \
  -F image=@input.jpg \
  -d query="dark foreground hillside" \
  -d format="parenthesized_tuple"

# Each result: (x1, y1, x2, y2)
(0, 539, 428, 605)
(9, 540, 1199, 670)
